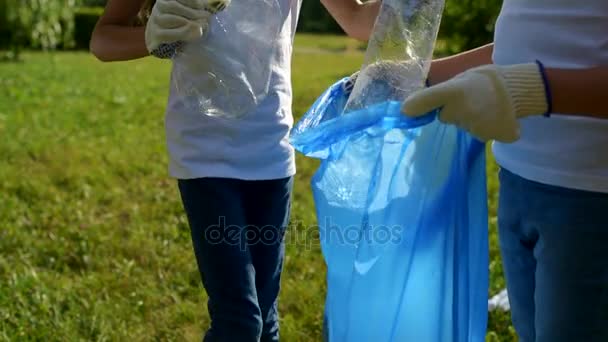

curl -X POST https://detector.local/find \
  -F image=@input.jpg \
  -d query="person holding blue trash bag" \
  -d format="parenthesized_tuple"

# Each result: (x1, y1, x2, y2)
(296, 1, 493, 341)
(399, 2, 608, 341)
(323, 1, 608, 341)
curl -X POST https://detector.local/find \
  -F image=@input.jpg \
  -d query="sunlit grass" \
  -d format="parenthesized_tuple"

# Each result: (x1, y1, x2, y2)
(0, 35, 513, 341)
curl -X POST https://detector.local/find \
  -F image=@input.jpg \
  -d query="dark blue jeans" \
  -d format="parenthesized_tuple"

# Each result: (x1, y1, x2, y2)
(498, 168, 608, 342)
(178, 176, 293, 342)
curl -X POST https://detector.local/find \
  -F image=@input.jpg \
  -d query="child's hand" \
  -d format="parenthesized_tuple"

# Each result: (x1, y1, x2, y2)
(401, 62, 550, 143)
(145, 0, 230, 59)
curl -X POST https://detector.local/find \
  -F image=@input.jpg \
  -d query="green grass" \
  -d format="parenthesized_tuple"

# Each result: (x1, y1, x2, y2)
(0, 35, 515, 341)
(294, 33, 367, 53)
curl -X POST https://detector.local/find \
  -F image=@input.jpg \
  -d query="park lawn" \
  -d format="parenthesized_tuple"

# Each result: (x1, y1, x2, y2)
(0, 34, 514, 341)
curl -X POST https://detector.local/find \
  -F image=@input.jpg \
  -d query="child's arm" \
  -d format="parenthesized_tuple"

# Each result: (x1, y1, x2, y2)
(427, 43, 494, 85)
(91, 0, 215, 61)
(90, 0, 149, 62)
(545, 66, 608, 119)
(321, 0, 382, 41)
(403, 61, 608, 143)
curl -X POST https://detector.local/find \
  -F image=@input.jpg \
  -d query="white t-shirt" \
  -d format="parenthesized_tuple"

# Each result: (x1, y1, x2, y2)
(492, 0, 608, 193)
(164, 0, 301, 180)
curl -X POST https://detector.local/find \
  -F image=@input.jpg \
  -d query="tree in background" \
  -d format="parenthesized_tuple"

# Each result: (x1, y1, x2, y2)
(297, 1, 344, 34)
(439, 0, 501, 54)
(79, 0, 106, 5)
(0, 0, 502, 61)
(295, 0, 501, 54)
(0, 0, 78, 60)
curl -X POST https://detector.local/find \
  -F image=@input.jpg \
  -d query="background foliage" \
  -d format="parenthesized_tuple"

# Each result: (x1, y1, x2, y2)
(439, 0, 501, 54)
(0, 0, 503, 60)
(297, 0, 502, 52)
(297, 1, 344, 34)
(0, 0, 78, 59)
(79, 0, 106, 5)
(73, 7, 104, 50)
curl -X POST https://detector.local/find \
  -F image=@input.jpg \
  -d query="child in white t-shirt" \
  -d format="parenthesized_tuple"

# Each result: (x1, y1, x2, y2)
(91, 1, 298, 340)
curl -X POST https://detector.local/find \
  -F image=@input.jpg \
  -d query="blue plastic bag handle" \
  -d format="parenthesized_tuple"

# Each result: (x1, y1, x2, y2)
(379, 101, 438, 130)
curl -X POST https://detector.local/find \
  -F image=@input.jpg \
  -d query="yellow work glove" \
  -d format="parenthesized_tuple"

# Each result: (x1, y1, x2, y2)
(402, 62, 551, 142)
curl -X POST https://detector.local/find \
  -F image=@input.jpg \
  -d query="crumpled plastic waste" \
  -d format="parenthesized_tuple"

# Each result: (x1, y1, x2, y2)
(171, 0, 282, 119)
(488, 288, 511, 312)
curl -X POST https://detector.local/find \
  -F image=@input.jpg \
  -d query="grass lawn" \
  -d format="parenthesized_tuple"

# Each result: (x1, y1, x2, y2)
(0, 34, 515, 341)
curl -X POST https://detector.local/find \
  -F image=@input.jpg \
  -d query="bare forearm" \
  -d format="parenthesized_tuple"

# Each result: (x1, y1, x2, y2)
(90, 0, 148, 62)
(90, 25, 148, 62)
(427, 43, 494, 85)
(546, 66, 608, 119)
(321, 0, 381, 41)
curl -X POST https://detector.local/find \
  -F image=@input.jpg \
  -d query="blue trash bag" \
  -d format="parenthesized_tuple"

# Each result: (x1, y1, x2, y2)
(290, 78, 489, 342)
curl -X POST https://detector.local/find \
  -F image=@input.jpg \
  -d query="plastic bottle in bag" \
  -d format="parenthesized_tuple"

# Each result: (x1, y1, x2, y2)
(344, 0, 445, 113)
(169, 0, 282, 119)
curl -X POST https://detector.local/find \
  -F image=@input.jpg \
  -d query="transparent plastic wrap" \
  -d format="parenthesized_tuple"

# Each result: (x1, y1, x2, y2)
(344, 0, 445, 112)
(171, 0, 282, 119)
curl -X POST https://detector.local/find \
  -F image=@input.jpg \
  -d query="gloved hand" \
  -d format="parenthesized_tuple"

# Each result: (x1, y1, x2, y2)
(401, 62, 551, 142)
(145, 0, 230, 59)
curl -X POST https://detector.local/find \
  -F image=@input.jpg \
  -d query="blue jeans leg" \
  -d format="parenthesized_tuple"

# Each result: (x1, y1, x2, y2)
(178, 177, 261, 342)
(178, 177, 293, 342)
(242, 177, 293, 342)
(498, 168, 608, 342)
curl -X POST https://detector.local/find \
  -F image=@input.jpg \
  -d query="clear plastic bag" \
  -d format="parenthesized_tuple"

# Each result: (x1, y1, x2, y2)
(344, 0, 445, 112)
(171, 0, 282, 119)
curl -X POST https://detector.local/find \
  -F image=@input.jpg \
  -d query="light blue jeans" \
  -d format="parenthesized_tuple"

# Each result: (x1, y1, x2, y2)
(498, 168, 608, 342)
